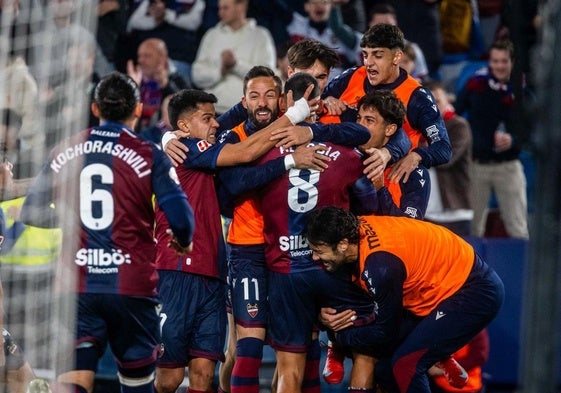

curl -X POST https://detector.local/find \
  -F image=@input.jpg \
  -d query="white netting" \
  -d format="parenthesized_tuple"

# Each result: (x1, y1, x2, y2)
(0, 0, 99, 385)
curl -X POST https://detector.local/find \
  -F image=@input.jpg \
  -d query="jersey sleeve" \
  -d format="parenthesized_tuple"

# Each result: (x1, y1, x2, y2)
(349, 175, 378, 215)
(384, 127, 412, 164)
(181, 138, 226, 170)
(310, 122, 370, 146)
(151, 146, 194, 247)
(341, 252, 407, 349)
(396, 165, 431, 219)
(407, 87, 452, 167)
(218, 156, 287, 197)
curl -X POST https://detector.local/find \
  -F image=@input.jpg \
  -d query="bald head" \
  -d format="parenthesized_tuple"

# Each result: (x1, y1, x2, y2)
(137, 38, 169, 79)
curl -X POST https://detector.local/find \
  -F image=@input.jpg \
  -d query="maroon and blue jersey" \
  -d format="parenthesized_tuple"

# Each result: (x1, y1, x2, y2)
(155, 137, 228, 281)
(21, 122, 194, 297)
(256, 142, 369, 273)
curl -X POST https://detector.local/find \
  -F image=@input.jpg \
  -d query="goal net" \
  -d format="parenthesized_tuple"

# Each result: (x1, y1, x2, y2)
(0, 0, 100, 385)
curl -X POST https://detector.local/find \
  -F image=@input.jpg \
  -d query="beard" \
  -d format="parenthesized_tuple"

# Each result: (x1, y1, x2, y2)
(248, 107, 279, 129)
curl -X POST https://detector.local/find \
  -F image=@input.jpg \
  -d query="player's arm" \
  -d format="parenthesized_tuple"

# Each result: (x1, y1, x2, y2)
(326, 252, 406, 350)
(349, 175, 379, 216)
(406, 87, 452, 168)
(20, 165, 57, 228)
(219, 144, 330, 197)
(270, 121, 371, 149)
(215, 95, 313, 166)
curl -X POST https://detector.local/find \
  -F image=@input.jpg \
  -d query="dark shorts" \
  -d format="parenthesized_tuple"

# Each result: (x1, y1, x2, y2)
(75, 293, 161, 372)
(157, 270, 226, 368)
(228, 244, 268, 328)
(267, 268, 374, 353)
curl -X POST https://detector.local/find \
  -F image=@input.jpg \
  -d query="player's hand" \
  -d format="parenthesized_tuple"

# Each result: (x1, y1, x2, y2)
(427, 364, 445, 377)
(166, 229, 193, 255)
(319, 307, 357, 332)
(0, 161, 14, 192)
(322, 96, 349, 116)
(126, 60, 142, 87)
(270, 126, 313, 148)
(286, 85, 321, 115)
(163, 130, 190, 166)
(292, 144, 330, 171)
(362, 147, 389, 182)
(387, 151, 422, 184)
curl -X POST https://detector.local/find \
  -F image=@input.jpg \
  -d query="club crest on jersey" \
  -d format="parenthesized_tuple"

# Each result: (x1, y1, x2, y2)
(197, 140, 212, 152)
(247, 303, 259, 318)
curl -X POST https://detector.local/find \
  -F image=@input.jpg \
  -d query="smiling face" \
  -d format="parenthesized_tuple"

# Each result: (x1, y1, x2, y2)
(178, 102, 219, 144)
(241, 76, 280, 129)
(362, 47, 401, 86)
(308, 241, 347, 272)
(488, 47, 513, 83)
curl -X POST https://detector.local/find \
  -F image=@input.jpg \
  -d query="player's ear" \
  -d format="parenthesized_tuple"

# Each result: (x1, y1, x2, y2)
(133, 102, 143, 118)
(278, 93, 287, 113)
(177, 118, 189, 132)
(385, 123, 397, 138)
(337, 239, 349, 253)
(91, 103, 100, 119)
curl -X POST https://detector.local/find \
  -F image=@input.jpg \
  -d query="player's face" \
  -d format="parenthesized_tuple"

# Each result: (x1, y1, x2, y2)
(309, 242, 346, 272)
(356, 106, 390, 151)
(488, 48, 513, 83)
(183, 103, 220, 144)
(362, 47, 401, 86)
(242, 76, 280, 129)
(289, 59, 331, 94)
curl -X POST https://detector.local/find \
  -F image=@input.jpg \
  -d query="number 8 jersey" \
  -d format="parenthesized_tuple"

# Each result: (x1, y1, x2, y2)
(256, 141, 368, 274)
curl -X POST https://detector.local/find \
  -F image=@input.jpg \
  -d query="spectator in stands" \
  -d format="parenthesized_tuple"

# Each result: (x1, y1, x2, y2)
(287, 0, 362, 78)
(424, 80, 473, 236)
(454, 39, 529, 239)
(384, 0, 442, 77)
(191, 0, 276, 114)
(368, 3, 429, 81)
(96, 0, 128, 71)
(127, 38, 189, 131)
(126, 0, 205, 86)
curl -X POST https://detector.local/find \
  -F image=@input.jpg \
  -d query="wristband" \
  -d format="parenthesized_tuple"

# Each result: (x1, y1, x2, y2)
(284, 154, 296, 170)
(161, 131, 177, 150)
(284, 97, 311, 125)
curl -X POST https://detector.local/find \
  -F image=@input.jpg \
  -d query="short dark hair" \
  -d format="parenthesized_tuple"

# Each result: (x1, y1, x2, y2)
(93, 72, 140, 122)
(243, 65, 282, 95)
(357, 90, 406, 129)
(370, 3, 396, 19)
(287, 39, 340, 71)
(168, 89, 217, 129)
(304, 206, 360, 249)
(284, 72, 320, 101)
(360, 23, 405, 51)
(490, 39, 515, 60)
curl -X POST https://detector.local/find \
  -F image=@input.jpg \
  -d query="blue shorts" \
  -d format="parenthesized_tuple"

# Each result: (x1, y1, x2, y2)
(75, 293, 161, 372)
(267, 268, 374, 353)
(157, 270, 227, 367)
(228, 244, 268, 328)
